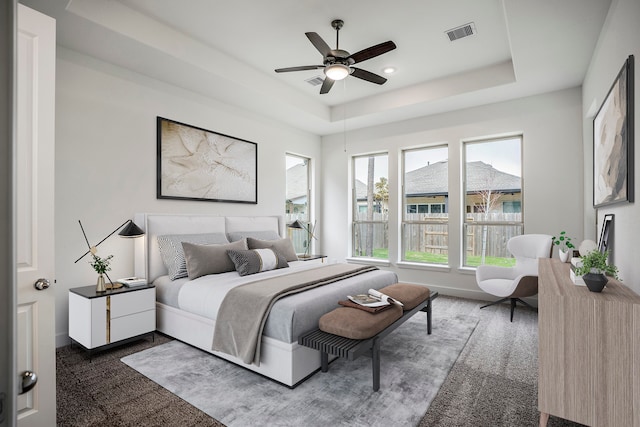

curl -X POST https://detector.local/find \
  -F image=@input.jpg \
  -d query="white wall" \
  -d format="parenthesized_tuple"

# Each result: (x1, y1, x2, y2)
(321, 88, 584, 300)
(582, 0, 640, 294)
(54, 48, 321, 346)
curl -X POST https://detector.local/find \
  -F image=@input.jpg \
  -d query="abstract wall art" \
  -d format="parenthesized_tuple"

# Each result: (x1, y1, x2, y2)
(593, 55, 634, 208)
(157, 117, 257, 204)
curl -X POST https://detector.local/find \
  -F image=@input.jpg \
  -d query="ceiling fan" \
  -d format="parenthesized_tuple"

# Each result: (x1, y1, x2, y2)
(275, 19, 396, 94)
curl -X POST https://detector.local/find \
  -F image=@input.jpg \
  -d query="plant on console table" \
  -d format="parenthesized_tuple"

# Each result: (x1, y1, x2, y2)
(90, 254, 113, 293)
(552, 231, 575, 262)
(574, 249, 618, 293)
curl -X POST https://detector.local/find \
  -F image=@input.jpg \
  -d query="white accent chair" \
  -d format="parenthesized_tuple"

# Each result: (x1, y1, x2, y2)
(476, 234, 553, 321)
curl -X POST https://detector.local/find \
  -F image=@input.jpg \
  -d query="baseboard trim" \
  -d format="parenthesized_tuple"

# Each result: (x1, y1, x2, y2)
(56, 332, 70, 348)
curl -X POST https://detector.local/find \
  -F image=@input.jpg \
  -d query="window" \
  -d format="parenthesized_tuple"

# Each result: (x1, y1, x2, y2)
(463, 136, 522, 267)
(352, 153, 388, 259)
(285, 154, 311, 255)
(401, 146, 449, 264)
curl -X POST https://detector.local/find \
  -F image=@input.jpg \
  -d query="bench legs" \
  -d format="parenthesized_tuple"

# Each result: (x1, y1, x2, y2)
(372, 339, 381, 391)
(308, 292, 438, 392)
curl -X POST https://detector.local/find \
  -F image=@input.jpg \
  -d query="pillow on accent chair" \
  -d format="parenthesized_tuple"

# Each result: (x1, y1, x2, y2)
(182, 239, 248, 280)
(157, 233, 229, 280)
(226, 248, 289, 276)
(246, 237, 298, 262)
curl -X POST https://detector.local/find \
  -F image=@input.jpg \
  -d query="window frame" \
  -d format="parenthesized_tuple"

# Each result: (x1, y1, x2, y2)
(285, 153, 312, 255)
(351, 152, 389, 260)
(462, 135, 524, 268)
(401, 145, 449, 265)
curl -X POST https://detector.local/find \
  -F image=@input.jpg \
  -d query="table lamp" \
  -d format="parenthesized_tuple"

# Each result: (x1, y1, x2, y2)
(288, 219, 317, 258)
(75, 219, 145, 291)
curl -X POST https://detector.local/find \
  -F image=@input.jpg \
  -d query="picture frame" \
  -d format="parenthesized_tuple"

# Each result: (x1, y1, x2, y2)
(157, 117, 257, 204)
(593, 55, 634, 208)
(598, 213, 613, 255)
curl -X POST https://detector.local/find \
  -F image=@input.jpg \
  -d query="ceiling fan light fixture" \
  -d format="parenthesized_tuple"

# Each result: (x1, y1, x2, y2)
(324, 63, 350, 80)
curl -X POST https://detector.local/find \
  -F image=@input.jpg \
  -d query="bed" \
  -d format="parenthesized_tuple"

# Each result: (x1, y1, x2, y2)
(133, 213, 398, 386)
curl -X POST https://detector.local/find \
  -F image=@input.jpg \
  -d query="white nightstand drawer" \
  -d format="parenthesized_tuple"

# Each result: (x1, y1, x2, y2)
(69, 285, 156, 350)
(110, 309, 155, 343)
(111, 288, 155, 318)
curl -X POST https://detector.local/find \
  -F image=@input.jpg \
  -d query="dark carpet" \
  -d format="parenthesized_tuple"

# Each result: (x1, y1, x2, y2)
(57, 296, 584, 426)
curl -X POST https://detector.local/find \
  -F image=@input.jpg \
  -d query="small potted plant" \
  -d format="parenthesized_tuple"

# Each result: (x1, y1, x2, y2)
(574, 249, 618, 292)
(552, 231, 575, 262)
(90, 253, 113, 292)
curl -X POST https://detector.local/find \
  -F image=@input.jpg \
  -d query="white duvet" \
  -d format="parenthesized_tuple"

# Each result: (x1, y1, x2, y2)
(175, 261, 399, 343)
(177, 260, 317, 320)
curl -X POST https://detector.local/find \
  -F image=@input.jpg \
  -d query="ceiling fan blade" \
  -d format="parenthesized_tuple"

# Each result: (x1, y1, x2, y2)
(320, 77, 335, 94)
(349, 41, 396, 64)
(305, 32, 332, 57)
(351, 67, 387, 85)
(275, 65, 324, 73)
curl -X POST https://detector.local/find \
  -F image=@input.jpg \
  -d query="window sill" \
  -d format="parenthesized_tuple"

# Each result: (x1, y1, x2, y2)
(346, 257, 391, 267)
(457, 266, 477, 275)
(396, 261, 451, 273)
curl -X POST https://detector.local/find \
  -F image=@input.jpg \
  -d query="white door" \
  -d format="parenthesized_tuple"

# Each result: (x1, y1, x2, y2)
(16, 4, 56, 426)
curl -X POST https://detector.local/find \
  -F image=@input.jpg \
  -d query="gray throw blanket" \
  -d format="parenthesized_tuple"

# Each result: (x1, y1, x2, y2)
(212, 264, 378, 365)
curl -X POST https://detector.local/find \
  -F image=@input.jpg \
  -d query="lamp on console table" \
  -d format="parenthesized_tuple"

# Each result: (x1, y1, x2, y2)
(74, 219, 145, 292)
(288, 219, 317, 258)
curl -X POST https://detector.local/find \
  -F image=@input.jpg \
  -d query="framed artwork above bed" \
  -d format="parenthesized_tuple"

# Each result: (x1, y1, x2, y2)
(157, 117, 258, 204)
(592, 55, 634, 208)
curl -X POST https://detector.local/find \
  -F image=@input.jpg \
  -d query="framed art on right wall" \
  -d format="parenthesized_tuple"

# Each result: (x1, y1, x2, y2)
(593, 55, 634, 208)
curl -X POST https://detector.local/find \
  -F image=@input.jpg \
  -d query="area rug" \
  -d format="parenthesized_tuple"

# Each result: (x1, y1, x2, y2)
(122, 311, 478, 427)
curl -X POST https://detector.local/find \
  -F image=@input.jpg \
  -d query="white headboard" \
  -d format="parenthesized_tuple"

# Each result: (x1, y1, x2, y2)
(134, 213, 283, 282)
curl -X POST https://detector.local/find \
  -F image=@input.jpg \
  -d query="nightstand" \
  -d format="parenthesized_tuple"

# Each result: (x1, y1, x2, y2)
(297, 254, 327, 264)
(68, 284, 155, 353)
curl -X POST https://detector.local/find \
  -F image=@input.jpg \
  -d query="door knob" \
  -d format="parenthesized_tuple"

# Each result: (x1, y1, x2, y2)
(19, 371, 37, 394)
(34, 278, 50, 290)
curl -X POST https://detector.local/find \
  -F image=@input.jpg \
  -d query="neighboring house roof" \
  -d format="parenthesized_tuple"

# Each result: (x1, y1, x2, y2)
(462, 161, 521, 194)
(355, 160, 521, 200)
(286, 163, 308, 203)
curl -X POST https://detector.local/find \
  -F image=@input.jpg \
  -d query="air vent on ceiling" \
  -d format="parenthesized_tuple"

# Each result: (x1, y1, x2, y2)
(445, 22, 476, 41)
(305, 76, 324, 87)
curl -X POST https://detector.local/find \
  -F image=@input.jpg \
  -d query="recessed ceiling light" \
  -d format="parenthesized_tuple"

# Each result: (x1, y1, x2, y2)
(383, 67, 396, 75)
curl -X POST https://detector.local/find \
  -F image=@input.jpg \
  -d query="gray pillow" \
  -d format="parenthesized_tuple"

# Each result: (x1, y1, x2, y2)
(227, 248, 289, 276)
(182, 239, 248, 280)
(157, 233, 229, 280)
(227, 230, 280, 242)
(246, 237, 298, 262)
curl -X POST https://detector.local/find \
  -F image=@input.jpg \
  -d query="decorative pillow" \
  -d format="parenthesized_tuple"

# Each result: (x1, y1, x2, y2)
(157, 233, 229, 280)
(182, 239, 248, 280)
(227, 230, 280, 242)
(246, 237, 298, 262)
(226, 248, 289, 277)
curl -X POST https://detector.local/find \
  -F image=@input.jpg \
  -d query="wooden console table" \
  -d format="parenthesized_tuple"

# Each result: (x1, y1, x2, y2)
(538, 258, 640, 426)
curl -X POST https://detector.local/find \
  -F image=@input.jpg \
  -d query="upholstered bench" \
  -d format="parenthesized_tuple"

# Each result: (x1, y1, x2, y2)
(298, 283, 438, 391)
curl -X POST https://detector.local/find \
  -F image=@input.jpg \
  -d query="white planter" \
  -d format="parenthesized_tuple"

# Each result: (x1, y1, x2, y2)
(558, 249, 571, 263)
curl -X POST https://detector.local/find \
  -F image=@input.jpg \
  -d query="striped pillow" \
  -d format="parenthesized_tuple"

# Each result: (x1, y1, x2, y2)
(157, 233, 229, 280)
(226, 248, 289, 277)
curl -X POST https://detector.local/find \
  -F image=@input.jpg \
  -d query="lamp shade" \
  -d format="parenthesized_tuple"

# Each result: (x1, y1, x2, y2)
(118, 220, 145, 238)
(324, 63, 349, 81)
(288, 220, 305, 229)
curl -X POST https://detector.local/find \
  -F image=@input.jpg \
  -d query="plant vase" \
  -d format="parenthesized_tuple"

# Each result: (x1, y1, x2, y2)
(582, 272, 608, 293)
(558, 249, 571, 263)
(96, 274, 106, 293)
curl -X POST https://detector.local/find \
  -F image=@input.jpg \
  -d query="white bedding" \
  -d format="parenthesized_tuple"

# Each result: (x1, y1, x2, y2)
(177, 260, 315, 320)
(172, 262, 398, 343)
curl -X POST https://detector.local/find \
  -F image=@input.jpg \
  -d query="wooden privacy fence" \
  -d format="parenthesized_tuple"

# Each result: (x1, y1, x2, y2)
(403, 213, 522, 257)
(290, 213, 522, 257)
